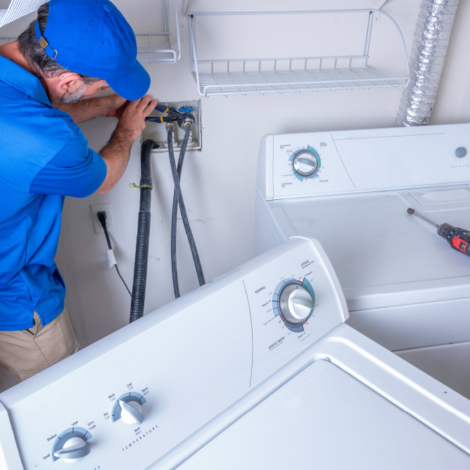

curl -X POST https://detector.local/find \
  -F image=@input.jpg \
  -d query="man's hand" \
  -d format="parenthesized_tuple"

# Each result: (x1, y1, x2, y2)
(54, 93, 140, 123)
(104, 94, 128, 118)
(115, 95, 158, 141)
(96, 95, 158, 194)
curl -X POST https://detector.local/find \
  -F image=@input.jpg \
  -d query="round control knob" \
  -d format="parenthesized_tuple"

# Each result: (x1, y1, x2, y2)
(111, 392, 147, 425)
(119, 400, 144, 425)
(293, 150, 320, 177)
(53, 436, 90, 463)
(52, 427, 92, 464)
(279, 284, 315, 325)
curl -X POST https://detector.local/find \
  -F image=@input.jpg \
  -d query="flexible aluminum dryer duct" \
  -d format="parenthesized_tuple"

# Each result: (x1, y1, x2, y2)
(397, 0, 460, 126)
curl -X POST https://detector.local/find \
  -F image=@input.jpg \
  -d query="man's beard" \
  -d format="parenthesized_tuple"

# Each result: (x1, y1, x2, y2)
(61, 84, 88, 103)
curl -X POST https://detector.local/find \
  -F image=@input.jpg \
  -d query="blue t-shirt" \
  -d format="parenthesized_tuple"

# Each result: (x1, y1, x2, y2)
(0, 56, 107, 331)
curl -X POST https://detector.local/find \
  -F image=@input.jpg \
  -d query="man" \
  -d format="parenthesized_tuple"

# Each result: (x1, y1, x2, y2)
(0, 0, 157, 383)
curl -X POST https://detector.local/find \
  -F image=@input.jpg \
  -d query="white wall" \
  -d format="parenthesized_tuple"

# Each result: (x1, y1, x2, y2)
(58, 0, 418, 346)
(1, 0, 469, 389)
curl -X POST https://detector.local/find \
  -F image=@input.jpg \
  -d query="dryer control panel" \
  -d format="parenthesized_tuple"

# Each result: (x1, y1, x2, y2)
(259, 123, 470, 200)
(273, 134, 355, 197)
(0, 238, 347, 469)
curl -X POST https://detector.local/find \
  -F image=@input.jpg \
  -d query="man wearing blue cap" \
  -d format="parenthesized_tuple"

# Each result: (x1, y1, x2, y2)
(0, 0, 157, 383)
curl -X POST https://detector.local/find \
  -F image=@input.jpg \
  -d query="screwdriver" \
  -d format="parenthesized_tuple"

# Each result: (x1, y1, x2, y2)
(407, 208, 470, 256)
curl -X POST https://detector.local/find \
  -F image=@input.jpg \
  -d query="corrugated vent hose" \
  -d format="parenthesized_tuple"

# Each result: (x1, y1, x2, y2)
(397, 0, 460, 126)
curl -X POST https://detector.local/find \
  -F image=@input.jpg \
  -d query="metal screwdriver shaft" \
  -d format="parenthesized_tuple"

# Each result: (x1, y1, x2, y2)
(407, 208, 470, 257)
(407, 208, 439, 228)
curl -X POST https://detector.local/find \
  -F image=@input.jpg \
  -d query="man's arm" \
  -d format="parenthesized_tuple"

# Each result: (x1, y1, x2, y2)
(55, 94, 127, 123)
(96, 95, 157, 194)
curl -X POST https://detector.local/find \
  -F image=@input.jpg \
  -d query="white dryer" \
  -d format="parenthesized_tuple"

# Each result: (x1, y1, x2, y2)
(255, 123, 470, 400)
(0, 238, 469, 469)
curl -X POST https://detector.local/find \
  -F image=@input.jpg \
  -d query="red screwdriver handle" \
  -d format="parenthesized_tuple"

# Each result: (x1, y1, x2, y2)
(448, 228, 470, 256)
(438, 224, 470, 256)
(451, 235, 469, 254)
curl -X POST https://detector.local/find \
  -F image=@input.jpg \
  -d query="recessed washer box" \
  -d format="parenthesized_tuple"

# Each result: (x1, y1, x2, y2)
(142, 99, 202, 152)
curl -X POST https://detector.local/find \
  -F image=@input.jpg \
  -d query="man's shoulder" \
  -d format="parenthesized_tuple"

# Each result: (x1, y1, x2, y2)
(1, 80, 76, 129)
(0, 82, 81, 192)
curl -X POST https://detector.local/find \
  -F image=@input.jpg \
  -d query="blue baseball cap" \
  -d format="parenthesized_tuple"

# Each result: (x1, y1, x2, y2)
(35, 0, 150, 101)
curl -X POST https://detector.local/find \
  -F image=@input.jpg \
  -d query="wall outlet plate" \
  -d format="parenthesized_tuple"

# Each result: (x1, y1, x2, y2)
(91, 203, 114, 234)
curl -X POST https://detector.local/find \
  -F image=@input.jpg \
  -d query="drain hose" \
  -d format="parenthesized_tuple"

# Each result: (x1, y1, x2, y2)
(130, 139, 157, 322)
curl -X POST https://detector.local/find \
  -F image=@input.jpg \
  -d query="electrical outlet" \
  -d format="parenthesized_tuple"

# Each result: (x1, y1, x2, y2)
(91, 203, 115, 234)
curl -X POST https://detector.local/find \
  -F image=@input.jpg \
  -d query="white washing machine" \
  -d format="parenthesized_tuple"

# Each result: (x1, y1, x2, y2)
(255, 123, 470, 399)
(0, 238, 469, 469)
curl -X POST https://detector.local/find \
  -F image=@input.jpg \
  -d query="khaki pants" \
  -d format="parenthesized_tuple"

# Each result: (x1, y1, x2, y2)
(0, 308, 80, 383)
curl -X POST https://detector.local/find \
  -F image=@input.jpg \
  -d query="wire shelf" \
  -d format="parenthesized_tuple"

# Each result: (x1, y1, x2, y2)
(188, 10, 410, 98)
(135, 0, 181, 64)
(0, 0, 180, 64)
(0, 0, 47, 28)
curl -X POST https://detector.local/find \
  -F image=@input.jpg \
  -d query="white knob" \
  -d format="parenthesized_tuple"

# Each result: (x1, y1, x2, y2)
(53, 437, 90, 463)
(289, 292, 315, 320)
(119, 400, 144, 425)
(293, 151, 319, 177)
(279, 284, 314, 324)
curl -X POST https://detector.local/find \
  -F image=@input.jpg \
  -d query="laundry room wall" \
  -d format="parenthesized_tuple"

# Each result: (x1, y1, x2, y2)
(1, 0, 470, 391)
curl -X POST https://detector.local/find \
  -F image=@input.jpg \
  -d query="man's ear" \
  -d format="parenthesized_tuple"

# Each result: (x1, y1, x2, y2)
(56, 72, 83, 94)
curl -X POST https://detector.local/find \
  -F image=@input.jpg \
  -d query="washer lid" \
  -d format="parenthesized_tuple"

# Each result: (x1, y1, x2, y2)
(179, 360, 470, 470)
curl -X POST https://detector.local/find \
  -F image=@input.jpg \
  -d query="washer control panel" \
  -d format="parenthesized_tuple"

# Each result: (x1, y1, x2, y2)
(243, 238, 347, 386)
